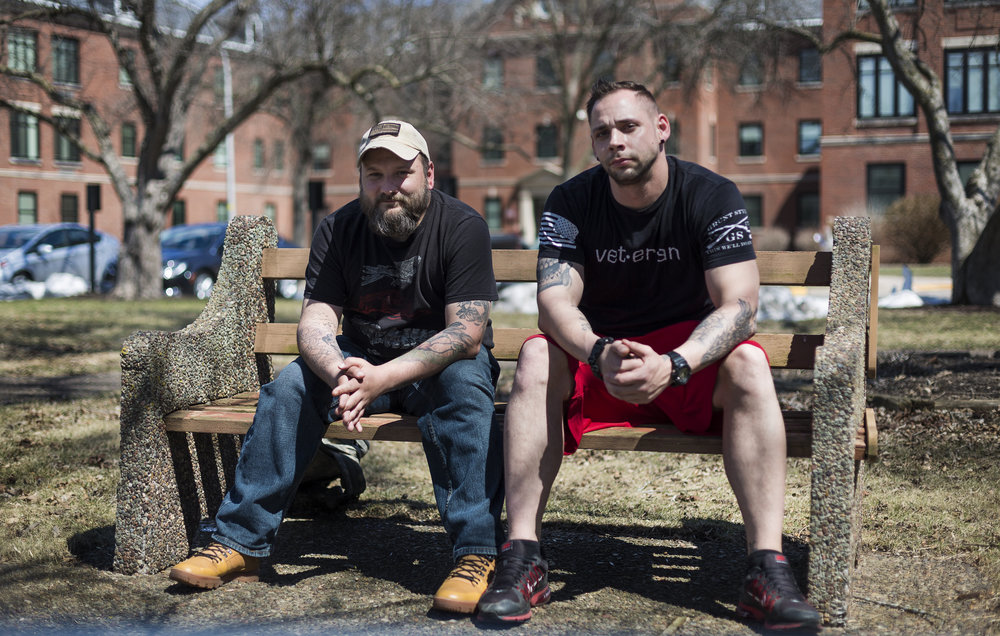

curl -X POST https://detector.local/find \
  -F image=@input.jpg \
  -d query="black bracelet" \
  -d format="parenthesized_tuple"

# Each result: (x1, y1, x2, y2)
(588, 336, 614, 379)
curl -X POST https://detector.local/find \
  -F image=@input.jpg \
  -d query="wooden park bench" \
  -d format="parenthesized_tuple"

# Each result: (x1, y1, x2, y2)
(115, 214, 878, 626)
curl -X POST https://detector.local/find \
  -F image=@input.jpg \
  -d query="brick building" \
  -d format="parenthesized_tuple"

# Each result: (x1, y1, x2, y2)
(2, 0, 998, 256)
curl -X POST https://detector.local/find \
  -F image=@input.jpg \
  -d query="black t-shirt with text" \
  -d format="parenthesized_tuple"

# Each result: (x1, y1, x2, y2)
(538, 156, 755, 337)
(305, 189, 497, 361)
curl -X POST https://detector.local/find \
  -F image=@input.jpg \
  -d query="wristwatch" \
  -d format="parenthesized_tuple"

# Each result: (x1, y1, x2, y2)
(665, 350, 691, 386)
(588, 336, 614, 379)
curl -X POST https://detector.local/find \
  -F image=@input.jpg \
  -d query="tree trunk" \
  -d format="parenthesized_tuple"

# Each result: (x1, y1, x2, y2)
(113, 189, 167, 300)
(952, 205, 1000, 306)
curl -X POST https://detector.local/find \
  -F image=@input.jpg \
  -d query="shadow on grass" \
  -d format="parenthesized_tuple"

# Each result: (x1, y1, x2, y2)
(204, 508, 808, 623)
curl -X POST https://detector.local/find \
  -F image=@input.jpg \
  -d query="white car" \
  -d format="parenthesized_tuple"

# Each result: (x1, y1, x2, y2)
(0, 223, 119, 292)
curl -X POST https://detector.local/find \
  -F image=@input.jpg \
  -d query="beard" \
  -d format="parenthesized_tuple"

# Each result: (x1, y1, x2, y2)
(360, 182, 432, 241)
(603, 150, 658, 187)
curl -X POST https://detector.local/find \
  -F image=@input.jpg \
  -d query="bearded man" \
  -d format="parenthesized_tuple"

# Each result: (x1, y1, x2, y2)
(169, 120, 505, 615)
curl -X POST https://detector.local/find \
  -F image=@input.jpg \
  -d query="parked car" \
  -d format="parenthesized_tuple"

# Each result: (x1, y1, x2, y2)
(0, 223, 119, 292)
(489, 233, 527, 250)
(161, 222, 300, 299)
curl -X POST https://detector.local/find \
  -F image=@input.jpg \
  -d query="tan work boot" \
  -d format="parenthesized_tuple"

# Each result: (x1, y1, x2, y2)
(169, 542, 260, 589)
(432, 554, 495, 613)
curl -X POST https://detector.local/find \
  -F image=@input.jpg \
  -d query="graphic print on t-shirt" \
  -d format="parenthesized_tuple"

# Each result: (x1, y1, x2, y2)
(538, 211, 580, 249)
(351, 255, 436, 357)
(705, 209, 753, 257)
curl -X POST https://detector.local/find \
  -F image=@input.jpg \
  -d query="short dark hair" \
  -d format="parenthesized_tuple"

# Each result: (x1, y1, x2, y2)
(585, 79, 659, 121)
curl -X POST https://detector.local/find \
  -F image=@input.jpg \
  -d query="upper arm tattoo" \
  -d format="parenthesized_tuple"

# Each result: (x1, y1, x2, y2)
(454, 299, 490, 327)
(538, 257, 574, 293)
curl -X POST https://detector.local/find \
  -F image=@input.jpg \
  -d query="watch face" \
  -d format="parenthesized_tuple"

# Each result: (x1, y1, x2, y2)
(669, 352, 691, 385)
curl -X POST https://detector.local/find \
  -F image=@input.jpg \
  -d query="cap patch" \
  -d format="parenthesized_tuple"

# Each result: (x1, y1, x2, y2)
(368, 122, 402, 139)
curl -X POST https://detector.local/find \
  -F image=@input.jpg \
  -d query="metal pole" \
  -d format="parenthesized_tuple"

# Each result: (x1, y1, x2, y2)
(88, 207, 96, 294)
(221, 48, 236, 220)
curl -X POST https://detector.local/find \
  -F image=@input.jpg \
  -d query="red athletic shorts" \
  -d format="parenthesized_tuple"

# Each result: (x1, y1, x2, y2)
(524, 321, 767, 454)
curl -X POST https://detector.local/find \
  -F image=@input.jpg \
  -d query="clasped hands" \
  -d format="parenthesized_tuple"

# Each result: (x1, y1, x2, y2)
(330, 357, 387, 432)
(597, 339, 674, 404)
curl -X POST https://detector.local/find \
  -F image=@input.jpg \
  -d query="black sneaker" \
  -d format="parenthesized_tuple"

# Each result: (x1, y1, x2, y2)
(737, 550, 821, 631)
(477, 540, 550, 623)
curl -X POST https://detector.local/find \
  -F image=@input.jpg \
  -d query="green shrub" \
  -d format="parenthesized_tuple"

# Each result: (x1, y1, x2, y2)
(881, 194, 949, 263)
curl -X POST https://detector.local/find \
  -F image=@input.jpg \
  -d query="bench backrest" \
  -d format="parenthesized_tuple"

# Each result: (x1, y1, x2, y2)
(257, 247, 878, 375)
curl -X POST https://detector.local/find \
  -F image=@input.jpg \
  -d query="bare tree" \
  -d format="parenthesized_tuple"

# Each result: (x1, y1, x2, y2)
(773, 0, 1000, 306)
(0, 0, 364, 299)
(261, 0, 495, 243)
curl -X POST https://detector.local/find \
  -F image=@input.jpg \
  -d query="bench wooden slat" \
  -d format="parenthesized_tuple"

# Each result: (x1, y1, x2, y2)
(164, 392, 873, 461)
(255, 322, 822, 368)
(262, 248, 835, 287)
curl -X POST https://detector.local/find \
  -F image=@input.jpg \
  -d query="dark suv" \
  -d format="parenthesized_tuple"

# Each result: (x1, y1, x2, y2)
(161, 222, 299, 299)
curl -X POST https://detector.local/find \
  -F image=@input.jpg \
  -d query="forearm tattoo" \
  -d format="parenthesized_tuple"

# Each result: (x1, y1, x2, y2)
(537, 258, 573, 293)
(691, 298, 755, 366)
(409, 300, 490, 365)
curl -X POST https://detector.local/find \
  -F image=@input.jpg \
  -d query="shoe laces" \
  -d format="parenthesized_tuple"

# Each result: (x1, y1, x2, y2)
(755, 559, 805, 601)
(493, 553, 537, 589)
(448, 555, 492, 583)
(196, 543, 234, 564)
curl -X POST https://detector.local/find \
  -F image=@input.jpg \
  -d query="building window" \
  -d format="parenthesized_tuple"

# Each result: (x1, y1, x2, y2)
(858, 55, 915, 118)
(216, 201, 228, 222)
(744, 195, 762, 227)
(273, 140, 285, 170)
(172, 200, 187, 226)
(482, 127, 504, 162)
(119, 49, 135, 87)
(8, 29, 37, 72)
(665, 119, 679, 156)
(121, 122, 137, 157)
(60, 193, 79, 223)
(946, 48, 1000, 115)
(536, 55, 558, 89)
(797, 193, 820, 227)
(312, 143, 331, 171)
(867, 163, 905, 215)
(661, 51, 682, 84)
(52, 36, 80, 85)
(593, 50, 615, 83)
(738, 123, 763, 157)
(10, 111, 40, 160)
(264, 203, 276, 221)
(483, 57, 503, 92)
(484, 196, 502, 230)
(18, 192, 38, 224)
(536, 123, 558, 159)
(738, 54, 763, 87)
(799, 47, 821, 83)
(253, 138, 265, 170)
(798, 120, 821, 155)
(957, 160, 978, 187)
(214, 68, 225, 102)
(54, 117, 81, 162)
(213, 143, 227, 168)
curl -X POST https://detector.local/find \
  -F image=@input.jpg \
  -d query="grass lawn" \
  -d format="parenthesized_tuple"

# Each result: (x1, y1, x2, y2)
(0, 296, 997, 630)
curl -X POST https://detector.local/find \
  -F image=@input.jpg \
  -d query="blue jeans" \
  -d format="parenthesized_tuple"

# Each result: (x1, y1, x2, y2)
(213, 336, 504, 561)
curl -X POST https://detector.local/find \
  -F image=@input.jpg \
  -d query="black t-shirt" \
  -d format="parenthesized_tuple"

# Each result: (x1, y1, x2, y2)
(305, 189, 497, 361)
(538, 156, 755, 337)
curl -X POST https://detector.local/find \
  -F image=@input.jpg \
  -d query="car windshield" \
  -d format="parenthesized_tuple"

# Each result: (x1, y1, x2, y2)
(161, 227, 221, 251)
(0, 227, 42, 249)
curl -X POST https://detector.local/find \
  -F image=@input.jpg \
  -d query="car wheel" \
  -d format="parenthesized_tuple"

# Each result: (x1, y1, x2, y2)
(10, 272, 33, 286)
(193, 272, 215, 300)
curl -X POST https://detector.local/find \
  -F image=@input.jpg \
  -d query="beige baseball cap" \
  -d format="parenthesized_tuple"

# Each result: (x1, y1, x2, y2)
(357, 120, 430, 164)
